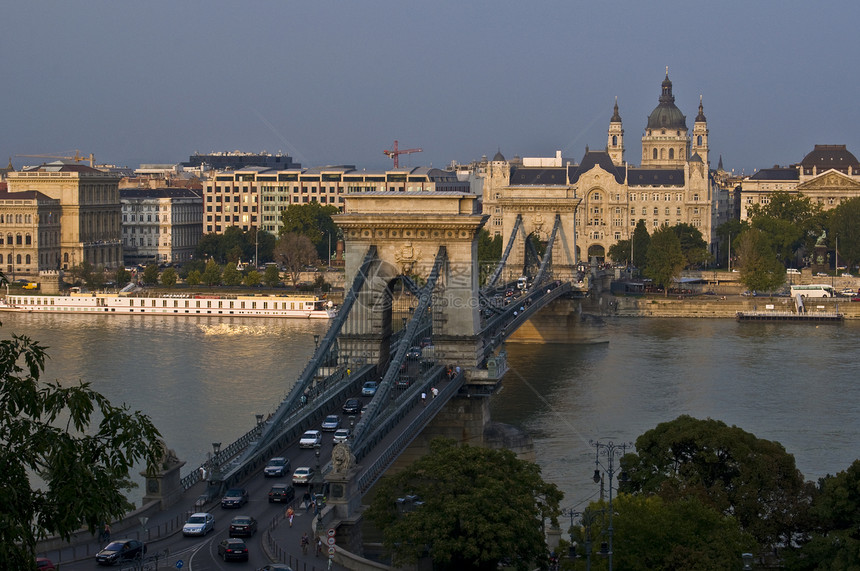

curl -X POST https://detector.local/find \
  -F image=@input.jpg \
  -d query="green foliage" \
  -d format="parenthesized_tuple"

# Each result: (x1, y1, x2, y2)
(0, 292, 162, 567)
(178, 259, 205, 279)
(672, 223, 711, 267)
(632, 219, 650, 268)
(608, 239, 632, 265)
(115, 267, 131, 286)
(644, 224, 685, 295)
(366, 438, 562, 571)
(185, 269, 202, 286)
(715, 220, 749, 269)
(194, 227, 275, 265)
(201, 259, 222, 286)
(312, 274, 331, 292)
(221, 263, 242, 286)
(263, 265, 281, 287)
(827, 197, 860, 273)
(736, 229, 786, 293)
(624, 415, 812, 550)
(279, 202, 339, 260)
(476, 229, 502, 264)
(747, 191, 823, 265)
(142, 264, 160, 285)
(244, 270, 262, 287)
(274, 233, 317, 286)
(160, 267, 177, 287)
(577, 494, 755, 570)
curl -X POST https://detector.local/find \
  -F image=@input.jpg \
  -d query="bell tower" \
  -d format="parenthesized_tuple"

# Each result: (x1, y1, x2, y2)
(607, 97, 624, 166)
(692, 95, 709, 166)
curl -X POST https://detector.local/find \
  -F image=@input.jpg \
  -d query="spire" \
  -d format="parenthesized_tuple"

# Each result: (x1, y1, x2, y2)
(660, 68, 674, 104)
(610, 96, 621, 123)
(718, 155, 724, 171)
(695, 94, 707, 122)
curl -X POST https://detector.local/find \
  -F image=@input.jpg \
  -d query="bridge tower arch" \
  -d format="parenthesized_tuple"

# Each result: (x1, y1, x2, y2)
(335, 192, 487, 371)
(498, 186, 582, 283)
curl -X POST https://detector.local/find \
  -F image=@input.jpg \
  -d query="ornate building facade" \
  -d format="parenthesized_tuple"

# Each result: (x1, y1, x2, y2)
(120, 188, 203, 265)
(0, 190, 61, 278)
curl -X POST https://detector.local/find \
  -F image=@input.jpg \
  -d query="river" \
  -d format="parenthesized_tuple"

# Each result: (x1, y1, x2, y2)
(2, 311, 857, 511)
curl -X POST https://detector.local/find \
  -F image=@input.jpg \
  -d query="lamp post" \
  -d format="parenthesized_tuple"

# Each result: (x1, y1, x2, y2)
(562, 508, 593, 571)
(255, 413, 264, 437)
(313, 333, 320, 351)
(591, 440, 631, 571)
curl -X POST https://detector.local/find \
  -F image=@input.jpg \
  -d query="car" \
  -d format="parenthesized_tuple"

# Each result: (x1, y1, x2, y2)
(268, 483, 296, 503)
(292, 466, 315, 485)
(816, 272, 829, 277)
(36, 557, 56, 570)
(229, 515, 258, 537)
(221, 487, 249, 509)
(361, 381, 378, 396)
(333, 427, 350, 443)
(321, 414, 340, 431)
(841, 288, 856, 296)
(258, 565, 295, 571)
(264, 456, 291, 477)
(182, 512, 215, 536)
(218, 537, 249, 561)
(23, 282, 38, 289)
(299, 429, 322, 449)
(95, 539, 146, 565)
(406, 346, 421, 359)
(786, 268, 801, 275)
(342, 398, 361, 415)
(396, 376, 414, 389)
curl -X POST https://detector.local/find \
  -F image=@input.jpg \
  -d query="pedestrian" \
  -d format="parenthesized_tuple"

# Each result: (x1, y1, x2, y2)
(316, 536, 323, 557)
(286, 506, 294, 527)
(431, 386, 438, 399)
(302, 490, 311, 510)
(421, 391, 426, 405)
(301, 532, 309, 555)
(101, 523, 111, 543)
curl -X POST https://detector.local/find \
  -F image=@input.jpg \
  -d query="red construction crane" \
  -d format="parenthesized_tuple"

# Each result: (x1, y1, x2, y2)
(383, 140, 422, 168)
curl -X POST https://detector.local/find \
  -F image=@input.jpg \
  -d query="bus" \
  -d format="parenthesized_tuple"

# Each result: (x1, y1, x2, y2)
(790, 284, 836, 298)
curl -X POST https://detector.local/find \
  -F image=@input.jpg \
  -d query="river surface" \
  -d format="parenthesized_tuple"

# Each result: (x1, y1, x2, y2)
(2, 312, 858, 511)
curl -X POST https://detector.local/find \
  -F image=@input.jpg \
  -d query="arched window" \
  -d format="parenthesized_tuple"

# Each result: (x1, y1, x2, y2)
(697, 135, 702, 146)
(669, 148, 675, 160)
(25, 234, 31, 245)
(64, 253, 69, 263)
(16, 254, 21, 264)
(25, 254, 30, 264)
(6, 253, 11, 264)
(612, 135, 618, 146)
(4, 215, 9, 224)
(652, 149, 658, 160)
(15, 234, 22, 245)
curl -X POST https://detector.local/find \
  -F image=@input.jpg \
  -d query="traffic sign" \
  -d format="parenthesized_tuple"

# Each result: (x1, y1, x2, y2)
(176, 561, 184, 569)
(328, 546, 336, 555)
(327, 527, 336, 537)
(327, 536, 336, 546)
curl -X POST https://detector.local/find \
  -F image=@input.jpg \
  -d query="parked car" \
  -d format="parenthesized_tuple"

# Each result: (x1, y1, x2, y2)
(95, 539, 146, 565)
(36, 557, 56, 570)
(321, 414, 340, 431)
(268, 483, 296, 503)
(264, 456, 291, 477)
(299, 429, 322, 449)
(342, 398, 361, 415)
(333, 428, 351, 443)
(229, 515, 258, 537)
(221, 487, 249, 509)
(218, 538, 249, 561)
(361, 381, 378, 396)
(182, 512, 215, 536)
(292, 466, 315, 485)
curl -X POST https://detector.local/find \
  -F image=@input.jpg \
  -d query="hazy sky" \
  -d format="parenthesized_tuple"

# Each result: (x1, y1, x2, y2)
(3, 1, 859, 175)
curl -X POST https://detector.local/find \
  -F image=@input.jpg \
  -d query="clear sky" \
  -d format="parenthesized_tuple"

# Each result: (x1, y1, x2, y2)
(3, 1, 859, 176)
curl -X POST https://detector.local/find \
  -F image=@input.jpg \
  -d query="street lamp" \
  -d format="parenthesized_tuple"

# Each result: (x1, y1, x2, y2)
(562, 508, 594, 571)
(742, 552, 754, 570)
(313, 333, 320, 351)
(591, 440, 631, 571)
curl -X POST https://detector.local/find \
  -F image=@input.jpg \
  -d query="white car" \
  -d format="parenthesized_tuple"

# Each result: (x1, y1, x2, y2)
(292, 466, 315, 485)
(299, 430, 322, 449)
(183, 512, 215, 536)
(333, 428, 350, 443)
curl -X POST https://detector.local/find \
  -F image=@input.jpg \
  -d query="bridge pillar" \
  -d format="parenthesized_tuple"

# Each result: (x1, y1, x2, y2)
(498, 187, 581, 283)
(335, 193, 487, 369)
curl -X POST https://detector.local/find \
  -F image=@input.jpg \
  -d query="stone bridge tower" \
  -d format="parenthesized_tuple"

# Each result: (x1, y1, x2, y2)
(334, 192, 487, 373)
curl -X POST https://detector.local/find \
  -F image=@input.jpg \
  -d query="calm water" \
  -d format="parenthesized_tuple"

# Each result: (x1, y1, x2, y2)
(2, 312, 858, 510)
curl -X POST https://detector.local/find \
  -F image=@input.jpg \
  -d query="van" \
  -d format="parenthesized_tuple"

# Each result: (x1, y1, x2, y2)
(23, 282, 38, 289)
(786, 268, 801, 275)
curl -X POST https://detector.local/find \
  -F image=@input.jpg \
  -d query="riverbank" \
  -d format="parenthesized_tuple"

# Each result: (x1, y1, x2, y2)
(606, 294, 860, 319)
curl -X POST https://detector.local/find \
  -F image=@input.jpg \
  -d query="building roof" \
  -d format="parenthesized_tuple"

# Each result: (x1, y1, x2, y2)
(627, 169, 685, 187)
(510, 167, 567, 185)
(569, 151, 625, 184)
(646, 72, 687, 131)
(120, 188, 202, 199)
(20, 160, 103, 173)
(748, 167, 799, 181)
(800, 145, 859, 169)
(0, 190, 57, 202)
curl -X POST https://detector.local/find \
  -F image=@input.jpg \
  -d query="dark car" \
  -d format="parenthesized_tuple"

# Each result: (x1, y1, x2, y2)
(229, 515, 258, 537)
(258, 565, 294, 571)
(95, 539, 146, 565)
(264, 456, 291, 477)
(406, 346, 421, 359)
(221, 487, 249, 509)
(218, 537, 249, 561)
(342, 398, 361, 415)
(268, 483, 295, 503)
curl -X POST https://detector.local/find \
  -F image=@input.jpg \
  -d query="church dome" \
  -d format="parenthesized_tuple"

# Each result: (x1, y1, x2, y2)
(493, 150, 506, 162)
(646, 72, 687, 131)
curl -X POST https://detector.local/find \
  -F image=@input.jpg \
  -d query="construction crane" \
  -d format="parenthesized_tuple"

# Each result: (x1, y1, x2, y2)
(17, 150, 95, 167)
(383, 140, 422, 168)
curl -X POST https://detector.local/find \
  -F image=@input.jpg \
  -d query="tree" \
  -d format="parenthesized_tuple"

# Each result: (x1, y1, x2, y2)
(0, 282, 163, 567)
(623, 415, 812, 550)
(221, 263, 242, 286)
(477, 230, 503, 284)
(160, 267, 177, 287)
(114, 267, 131, 287)
(672, 223, 711, 268)
(366, 438, 562, 571)
(736, 228, 786, 293)
(263, 265, 281, 288)
(644, 224, 685, 296)
(574, 494, 755, 570)
(608, 239, 632, 266)
(827, 197, 860, 273)
(201, 259, 222, 287)
(632, 219, 650, 268)
(244, 269, 262, 287)
(274, 233, 316, 286)
(715, 220, 749, 269)
(747, 191, 823, 265)
(186, 269, 202, 286)
(142, 264, 160, 285)
(278, 202, 339, 260)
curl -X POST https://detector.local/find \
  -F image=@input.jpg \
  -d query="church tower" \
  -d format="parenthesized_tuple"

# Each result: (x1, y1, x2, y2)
(691, 95, 709, 167)
(607, 97, 624, 166)
(641, 69, 689, 168)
